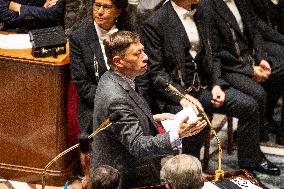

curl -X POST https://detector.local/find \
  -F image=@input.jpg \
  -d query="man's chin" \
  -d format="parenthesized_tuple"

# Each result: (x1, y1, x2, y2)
(95, 19, 104, 25)
(139, 70, 147, 76)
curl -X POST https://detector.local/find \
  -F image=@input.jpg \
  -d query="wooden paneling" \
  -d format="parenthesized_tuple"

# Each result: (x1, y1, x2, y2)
(0, 46, 73, 186)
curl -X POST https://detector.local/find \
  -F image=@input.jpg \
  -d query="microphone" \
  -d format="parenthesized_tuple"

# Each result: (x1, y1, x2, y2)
(154, 76, 169, 88)
(41, 111, 122, 189)
(88, 111, 122, 139)
(156, 77, 224, 182)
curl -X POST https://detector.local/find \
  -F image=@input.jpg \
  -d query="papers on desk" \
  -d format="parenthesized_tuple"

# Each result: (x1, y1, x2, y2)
(202, 177, 262, 189)
(161, 106, 198, 132)
(0, 34, 32, 49)
(203, 182, 221, 189)
(231, 177, 262, 189)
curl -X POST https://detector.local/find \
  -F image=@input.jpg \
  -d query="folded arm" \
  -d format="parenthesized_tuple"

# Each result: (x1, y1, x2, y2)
(1, 0, 65, 24)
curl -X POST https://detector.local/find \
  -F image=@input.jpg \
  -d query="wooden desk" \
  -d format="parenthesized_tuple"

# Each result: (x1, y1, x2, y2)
(0, 44, 72, 185)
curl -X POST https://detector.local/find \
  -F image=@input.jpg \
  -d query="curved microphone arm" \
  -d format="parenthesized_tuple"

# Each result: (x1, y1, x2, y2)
(165, 83, 224, 182)
(41, 119, 112, 189)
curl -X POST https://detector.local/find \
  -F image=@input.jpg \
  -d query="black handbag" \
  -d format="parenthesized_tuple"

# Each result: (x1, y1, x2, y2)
(29, 26, 67, 58)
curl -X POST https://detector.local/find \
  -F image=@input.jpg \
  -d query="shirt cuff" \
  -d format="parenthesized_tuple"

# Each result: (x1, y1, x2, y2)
(168, 130, 182, 150)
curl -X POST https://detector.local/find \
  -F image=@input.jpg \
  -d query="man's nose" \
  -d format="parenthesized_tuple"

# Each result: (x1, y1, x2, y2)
(142, 52, 148, 61)
(98, 6, 104, 14)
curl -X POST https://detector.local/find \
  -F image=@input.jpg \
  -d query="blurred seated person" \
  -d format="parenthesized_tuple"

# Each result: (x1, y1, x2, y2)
(247, 0, 284, 144)
(80, 165, 121, 189)
(0, 0, 65, 33)
(69, 0, 135, 134)
(139, 0, 272, 171)
(91, 165, 121, 189)
(248, 0, 284, 34)
(160, 154, 204, 189)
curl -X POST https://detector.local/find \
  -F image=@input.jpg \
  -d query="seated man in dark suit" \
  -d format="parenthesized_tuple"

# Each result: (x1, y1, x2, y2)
(0, 0, 65, 33)
(207, 0, 284, 174)
(139, 0, 279, 176)
(247, 0, 284, 144)
(247, 0, 284, 34)
(91, 31, 207, 188)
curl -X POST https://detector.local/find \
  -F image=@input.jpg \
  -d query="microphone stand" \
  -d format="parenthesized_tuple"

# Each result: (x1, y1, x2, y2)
(165, 83, 224, 182)
(41, 119, 113, 189)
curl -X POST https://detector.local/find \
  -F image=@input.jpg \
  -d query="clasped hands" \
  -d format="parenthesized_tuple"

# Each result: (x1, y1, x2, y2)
(153, 113, 207, 139)
(253, 60, 271, 83)
(9, 0, 58, 13)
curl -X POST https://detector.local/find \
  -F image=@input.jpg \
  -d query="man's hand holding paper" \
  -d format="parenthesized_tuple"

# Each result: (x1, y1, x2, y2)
(161, 106, 207, 139)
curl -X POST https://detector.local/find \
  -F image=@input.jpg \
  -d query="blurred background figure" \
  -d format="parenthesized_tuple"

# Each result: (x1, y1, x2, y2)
(91, 165, 121, 189)
(160, 154, 204, 189)
(0, 0, 65, 33)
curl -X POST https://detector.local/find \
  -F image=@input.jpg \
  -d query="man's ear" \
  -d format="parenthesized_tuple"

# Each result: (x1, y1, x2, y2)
(113, 56, 123, 68)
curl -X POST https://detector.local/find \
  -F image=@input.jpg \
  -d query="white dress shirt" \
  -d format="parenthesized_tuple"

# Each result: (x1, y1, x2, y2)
(271, 0, 279, 5)
(223, 0, 244, 32)
(171, 1, 200, 58)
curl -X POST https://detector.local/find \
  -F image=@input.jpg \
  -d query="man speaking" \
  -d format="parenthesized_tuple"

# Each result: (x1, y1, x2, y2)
(91, 31, 207, 188)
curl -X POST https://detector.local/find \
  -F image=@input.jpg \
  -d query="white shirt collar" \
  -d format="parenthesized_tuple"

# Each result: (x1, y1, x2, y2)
(94, 21, 118, 40)
(271, 0, 279, 5)
(171, 1, 190, 18)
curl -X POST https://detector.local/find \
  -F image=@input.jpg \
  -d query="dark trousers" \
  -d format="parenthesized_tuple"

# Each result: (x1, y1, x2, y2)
(224, 73, 267, 136)
(164, 87, 263, 167)
(263, 42, 284, 130)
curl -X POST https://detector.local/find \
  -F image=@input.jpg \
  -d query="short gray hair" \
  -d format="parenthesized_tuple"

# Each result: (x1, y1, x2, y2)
(91, 165, 121, 189)
(160, 154, 204, 189)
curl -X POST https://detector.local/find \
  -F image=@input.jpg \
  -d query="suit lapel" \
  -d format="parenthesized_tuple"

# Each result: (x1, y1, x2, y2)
(86, 23, 107, 73)
(194, 9, 206, 55)
(234, 0, 253, 32)
(128, 89, 157, 128)
(212, 0, 244, 37)
(164, 2, 189, 68)
(109, 72, 157, 128)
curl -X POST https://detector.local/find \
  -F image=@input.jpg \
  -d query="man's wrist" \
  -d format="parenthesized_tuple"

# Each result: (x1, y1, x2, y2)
(168, 130, 182, 149)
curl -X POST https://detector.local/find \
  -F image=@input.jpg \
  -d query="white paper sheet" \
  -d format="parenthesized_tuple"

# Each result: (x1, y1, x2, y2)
(202, 181, 221, 189)
(161, 106, 198, 133)
(231, 177, 262, 189)
(0, 34, 32, 49)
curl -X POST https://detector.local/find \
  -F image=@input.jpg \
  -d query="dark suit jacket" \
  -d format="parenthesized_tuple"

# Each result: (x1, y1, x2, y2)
(0, 0, 65, 33)
(280, 0, 284, 33)
(69, 23, 108, 133)
(245, 0, 284, 49)
(140, 1, 216, 113)
(247, 0, 284, 34)
(209, 0, 269, 81)
(91, 71, 173, 188)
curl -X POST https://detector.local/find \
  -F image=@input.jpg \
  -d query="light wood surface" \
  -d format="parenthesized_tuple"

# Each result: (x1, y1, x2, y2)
(0, 40, 72, 186)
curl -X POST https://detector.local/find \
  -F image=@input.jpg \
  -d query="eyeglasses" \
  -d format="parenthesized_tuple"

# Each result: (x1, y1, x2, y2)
(93, 3, 115, 12)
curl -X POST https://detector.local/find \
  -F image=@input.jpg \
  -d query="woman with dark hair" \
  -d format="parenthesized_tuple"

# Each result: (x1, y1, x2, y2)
(69, 0, 136, 134)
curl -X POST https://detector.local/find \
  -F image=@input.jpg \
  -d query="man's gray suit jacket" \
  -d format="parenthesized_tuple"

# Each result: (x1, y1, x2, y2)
(91, 71, 174, 188)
